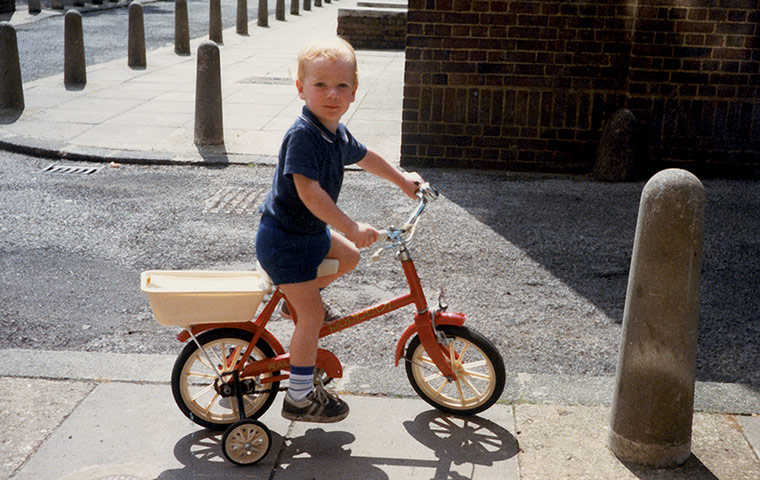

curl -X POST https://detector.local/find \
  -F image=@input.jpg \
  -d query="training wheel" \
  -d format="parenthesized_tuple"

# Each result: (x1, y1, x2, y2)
(221, 419, 272, 466)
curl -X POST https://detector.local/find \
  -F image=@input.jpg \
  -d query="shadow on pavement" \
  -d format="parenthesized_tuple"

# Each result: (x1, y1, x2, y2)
(421, 169, 760, 386)
(624, 454, 719, 480)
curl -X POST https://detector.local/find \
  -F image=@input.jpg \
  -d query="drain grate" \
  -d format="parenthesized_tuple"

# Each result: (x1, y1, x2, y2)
(41, 163, 103, 175)
(238, 76, 293, 85)
(205, 186, 268, 215)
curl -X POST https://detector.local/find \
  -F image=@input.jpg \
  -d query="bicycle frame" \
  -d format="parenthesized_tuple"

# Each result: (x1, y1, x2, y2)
(176, 241, 465, 386)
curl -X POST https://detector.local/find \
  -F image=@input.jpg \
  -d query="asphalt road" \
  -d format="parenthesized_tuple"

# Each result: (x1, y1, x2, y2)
(10, 0, 270, 82)
(1, 152, 759, 388)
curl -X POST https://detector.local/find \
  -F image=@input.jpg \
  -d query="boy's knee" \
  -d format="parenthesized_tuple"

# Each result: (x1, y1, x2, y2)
(343, 246, 360, 271)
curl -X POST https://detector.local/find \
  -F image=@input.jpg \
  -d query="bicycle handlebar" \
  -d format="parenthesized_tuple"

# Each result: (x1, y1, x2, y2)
(371, 183, 437, 259)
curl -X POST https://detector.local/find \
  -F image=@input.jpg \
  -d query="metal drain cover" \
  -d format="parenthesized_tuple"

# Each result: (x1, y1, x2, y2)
(41, 163, 103, 175)
(205, 186, 267, 214)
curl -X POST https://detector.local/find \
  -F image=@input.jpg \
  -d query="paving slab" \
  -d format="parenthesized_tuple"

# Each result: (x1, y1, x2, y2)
(514, 404, 760, 480)
(0, 0, 403, 166)
(0, 377, 94, 479)
(11, 382, 519, 480)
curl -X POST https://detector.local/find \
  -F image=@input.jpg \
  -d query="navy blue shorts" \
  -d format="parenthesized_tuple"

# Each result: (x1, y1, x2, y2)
(255, 216, 331, 285)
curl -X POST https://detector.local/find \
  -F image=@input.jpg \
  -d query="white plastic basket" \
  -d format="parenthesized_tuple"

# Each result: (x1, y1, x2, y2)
(140, 270, 272, 327)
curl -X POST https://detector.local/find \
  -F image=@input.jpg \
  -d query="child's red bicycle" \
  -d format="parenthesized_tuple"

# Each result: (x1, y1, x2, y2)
(141, 183, 506, 466)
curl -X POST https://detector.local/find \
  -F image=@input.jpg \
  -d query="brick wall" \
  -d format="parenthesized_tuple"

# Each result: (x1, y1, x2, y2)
(338, 8, 407, 50)
(401, 0, 760, 177)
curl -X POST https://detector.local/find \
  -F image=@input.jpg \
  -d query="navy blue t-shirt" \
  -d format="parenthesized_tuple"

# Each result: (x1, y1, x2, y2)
(258, 106, 368, 234)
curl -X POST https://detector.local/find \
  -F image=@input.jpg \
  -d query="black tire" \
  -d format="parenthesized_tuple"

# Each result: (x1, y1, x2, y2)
(405, 325, 506, 416)
(222, 419, 272, 466)
(171, 328, 280, 430)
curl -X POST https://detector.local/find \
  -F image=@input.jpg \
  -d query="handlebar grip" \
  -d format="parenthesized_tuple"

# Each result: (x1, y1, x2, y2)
(376, 230, 389, 243)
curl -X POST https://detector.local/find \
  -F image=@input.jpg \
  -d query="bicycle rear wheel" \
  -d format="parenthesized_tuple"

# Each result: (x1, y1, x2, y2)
(171, 328, 280, 430)
(405, 325, 505, 416)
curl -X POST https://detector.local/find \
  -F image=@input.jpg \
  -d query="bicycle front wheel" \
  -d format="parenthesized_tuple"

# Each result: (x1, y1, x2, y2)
(171, 328, 280, 430)
(405, 325, 505, 416)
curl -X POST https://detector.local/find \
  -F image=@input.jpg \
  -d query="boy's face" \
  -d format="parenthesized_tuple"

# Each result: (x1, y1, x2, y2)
(297, 56, 357, 134)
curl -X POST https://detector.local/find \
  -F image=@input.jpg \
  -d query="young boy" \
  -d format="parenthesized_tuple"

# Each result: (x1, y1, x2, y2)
(256, 37, 423, 423)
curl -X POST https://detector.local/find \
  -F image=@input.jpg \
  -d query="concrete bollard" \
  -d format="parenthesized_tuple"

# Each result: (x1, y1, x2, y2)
(290, 0, 298, 15)
(175, 0, 190, 55)
(128, 2, 146, 68)
(0, 22, 24, 119)
(194, 41, 224, 145)
(236, 0, 248, 34)
(275, 0, 284, 21)
(64, 10, 86, 88)
(28, 0, 41, 13)
(303, 0, 310, 11)
(257, 0, 267, 27)
(608, 168, 705, 468)
(209, 0, 223, 44)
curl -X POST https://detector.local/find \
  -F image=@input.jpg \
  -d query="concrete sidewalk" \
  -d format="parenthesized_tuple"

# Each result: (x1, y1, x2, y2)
(1, 350, 759, 479)
(0, 0, 404, 167)
(1, 1, 760, 478)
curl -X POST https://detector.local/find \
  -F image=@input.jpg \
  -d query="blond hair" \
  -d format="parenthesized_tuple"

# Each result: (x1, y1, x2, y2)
(297, 37, 358, 84)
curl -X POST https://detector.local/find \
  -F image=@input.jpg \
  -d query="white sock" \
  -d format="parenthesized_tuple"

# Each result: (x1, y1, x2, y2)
(287, 365, 314, 402)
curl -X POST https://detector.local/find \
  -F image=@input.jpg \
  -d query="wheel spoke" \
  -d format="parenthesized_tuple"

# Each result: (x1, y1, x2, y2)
(190, 383, 215, 403)
(202, 391, 221, 414)
(454, 378, 467, 405)
(461, 375, 483, 398)
(187, 370, 217, 381)
(462, 370, 491, 381)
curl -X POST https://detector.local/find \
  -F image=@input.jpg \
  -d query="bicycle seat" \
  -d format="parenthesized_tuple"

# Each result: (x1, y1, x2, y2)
(255, 258, 339, 285)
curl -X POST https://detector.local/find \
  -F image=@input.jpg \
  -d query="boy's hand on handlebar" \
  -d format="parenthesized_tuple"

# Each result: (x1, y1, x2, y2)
(401, 171, 425, 200)
(348, 222, 379, 248)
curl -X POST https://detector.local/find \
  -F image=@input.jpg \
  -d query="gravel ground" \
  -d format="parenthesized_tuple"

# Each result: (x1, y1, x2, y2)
(1, 155, 758, 386)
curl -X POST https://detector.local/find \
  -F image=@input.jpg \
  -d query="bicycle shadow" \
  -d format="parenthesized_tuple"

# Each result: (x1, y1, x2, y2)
(157, 409, 518, 479)
(273, 410, 518, 479)
(155, 428, 283, 479)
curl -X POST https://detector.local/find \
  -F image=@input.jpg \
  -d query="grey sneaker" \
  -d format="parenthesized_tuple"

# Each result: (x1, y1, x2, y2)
(281, 384, 349, 423)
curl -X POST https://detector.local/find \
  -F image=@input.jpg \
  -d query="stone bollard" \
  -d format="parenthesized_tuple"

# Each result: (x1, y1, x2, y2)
(64, 10, 86, 88)
(257, 0, 267, 27)
(290, 0, 298, 15)
(315, 0, 321, 6)
(128, 2, 146, 68)
(209, 0, 223, 44)
(73, 0, 84, 7)
(51, 0, 64, 10)
(303, 0, 310, 11)
(0, 0, 15, 14)
(194, 41, 223, 145)
(28, 0, 41, 14)
(0, 22, 24, 119)
(236, 0, 248, 34)
(608, 168, 705, 468)
(175, 0, 190, 55)
(594, 109, 639, 182)
(275, 0, 284, 21)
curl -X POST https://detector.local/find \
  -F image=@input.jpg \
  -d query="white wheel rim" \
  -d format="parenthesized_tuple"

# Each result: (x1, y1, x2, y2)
(411, 336, 497, 410)
(225, 423, 269, 464)
(180, 338, 273, 425)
